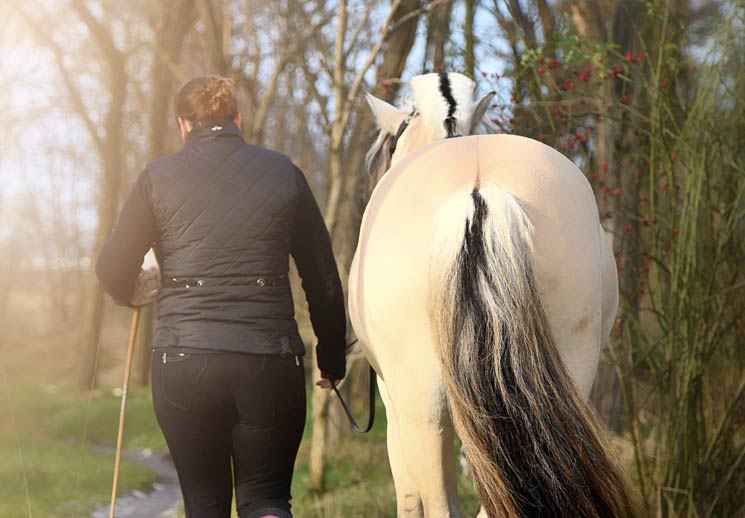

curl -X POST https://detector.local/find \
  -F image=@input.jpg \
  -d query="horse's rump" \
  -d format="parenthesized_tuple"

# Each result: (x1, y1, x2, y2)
(350, 135, 611, 395)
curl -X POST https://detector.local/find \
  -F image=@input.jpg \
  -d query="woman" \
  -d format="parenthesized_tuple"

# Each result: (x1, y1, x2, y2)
(95, 75, 347, 518)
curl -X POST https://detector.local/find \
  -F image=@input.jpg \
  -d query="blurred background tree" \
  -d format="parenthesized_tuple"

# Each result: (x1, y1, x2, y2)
(1, 0, 743, 516)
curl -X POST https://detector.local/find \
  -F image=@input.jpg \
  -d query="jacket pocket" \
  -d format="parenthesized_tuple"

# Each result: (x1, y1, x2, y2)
(279, 334, 306, 356)
(159, 352, 208, 411)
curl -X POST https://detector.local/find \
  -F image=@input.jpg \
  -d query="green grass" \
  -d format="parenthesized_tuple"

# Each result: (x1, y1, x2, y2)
(0, 382, 160, 518)
(175, 387, 481, 517)
(2, 377, 482, 518)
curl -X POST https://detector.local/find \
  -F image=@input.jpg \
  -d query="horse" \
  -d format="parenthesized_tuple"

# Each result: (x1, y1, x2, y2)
(347, 72, 634, 518)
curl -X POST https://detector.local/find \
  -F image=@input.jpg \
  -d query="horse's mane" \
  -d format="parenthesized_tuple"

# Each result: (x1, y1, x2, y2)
(365, 130, 394, 196)
(366, 73, 489, 194)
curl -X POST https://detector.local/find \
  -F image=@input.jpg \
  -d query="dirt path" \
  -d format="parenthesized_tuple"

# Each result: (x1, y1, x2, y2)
(90, 448, 181, 518)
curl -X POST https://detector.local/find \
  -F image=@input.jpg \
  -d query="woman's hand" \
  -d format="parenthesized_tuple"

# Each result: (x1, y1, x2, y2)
(315, 372, 336, 389)
(130, 266, 162, 306)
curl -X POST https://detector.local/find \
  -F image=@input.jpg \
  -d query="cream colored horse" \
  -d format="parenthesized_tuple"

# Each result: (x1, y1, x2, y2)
(348, 73, 633, 518)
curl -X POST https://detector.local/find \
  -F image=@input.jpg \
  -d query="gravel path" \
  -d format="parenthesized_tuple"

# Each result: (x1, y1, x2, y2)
(91, 448, 181, 518)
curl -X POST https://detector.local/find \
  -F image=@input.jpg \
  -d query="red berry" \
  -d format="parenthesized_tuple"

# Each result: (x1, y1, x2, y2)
(624, 224, 634, 232)
(625, 50, 634, 62)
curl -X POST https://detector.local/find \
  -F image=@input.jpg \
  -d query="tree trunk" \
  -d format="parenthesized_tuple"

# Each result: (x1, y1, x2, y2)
(424, 0, 453, 72)
(78, 143, 125, 390)
(131, 0, 196, 390)
(307, 0, 423, 493)
(321, 7, 421, 442)
(307, 0, 349, 493)
(78, 59, 127, 390)
(465, 0, 477, 78)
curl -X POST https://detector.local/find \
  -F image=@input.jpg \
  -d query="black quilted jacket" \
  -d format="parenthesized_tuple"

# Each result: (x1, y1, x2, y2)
(95, 119, 347, 379)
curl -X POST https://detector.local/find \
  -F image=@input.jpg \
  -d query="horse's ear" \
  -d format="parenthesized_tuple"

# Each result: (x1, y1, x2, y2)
(468, 91, 496, 135)
(366, 93, 408, 134)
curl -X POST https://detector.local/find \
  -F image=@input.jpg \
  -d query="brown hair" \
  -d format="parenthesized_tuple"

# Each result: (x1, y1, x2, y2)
(174, 75, 238, 125)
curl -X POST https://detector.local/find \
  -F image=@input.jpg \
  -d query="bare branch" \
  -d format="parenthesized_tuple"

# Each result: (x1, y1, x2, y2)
(11, 2, 104, 154)
(69, 0, 123, 64)
(247, 7, 336, 142)
(331, 0, 349, 148)
(298, 59, 331, 127)
(344, 3, 373, 60)
(390, 0, 454, 32)
(338, 0, 404, 133)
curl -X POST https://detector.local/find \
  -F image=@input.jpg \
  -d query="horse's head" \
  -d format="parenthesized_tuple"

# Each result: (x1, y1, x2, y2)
(365, 72, 495, 190)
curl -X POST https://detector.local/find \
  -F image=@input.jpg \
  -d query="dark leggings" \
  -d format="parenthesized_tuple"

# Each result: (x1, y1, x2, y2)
(151, 348, 306, 518)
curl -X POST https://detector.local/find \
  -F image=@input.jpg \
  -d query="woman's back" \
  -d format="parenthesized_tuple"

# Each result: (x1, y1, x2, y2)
(95, 75, 346, 518)
(147, 119, 309, 356)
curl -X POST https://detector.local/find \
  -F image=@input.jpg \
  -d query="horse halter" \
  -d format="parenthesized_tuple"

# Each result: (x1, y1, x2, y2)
(388, 107, 464, 159)
(388, 108, 418, 158)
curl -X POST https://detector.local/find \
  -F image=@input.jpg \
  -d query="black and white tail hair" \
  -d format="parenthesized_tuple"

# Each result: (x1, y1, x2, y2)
(427, 185, 636, 518)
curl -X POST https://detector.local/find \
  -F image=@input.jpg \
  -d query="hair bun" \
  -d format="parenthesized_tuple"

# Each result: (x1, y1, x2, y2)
(174, 75, 239, 125)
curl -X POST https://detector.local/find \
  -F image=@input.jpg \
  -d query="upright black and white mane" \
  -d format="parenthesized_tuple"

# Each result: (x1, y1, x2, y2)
(364, 72, 496, 192)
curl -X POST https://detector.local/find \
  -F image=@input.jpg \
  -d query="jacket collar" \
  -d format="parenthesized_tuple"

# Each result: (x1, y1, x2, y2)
(184, 118, 244, 148)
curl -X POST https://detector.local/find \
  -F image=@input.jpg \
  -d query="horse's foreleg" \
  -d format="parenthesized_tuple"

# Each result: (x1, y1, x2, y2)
(379, 376, 424, 517)
(389, 372, 460, 518)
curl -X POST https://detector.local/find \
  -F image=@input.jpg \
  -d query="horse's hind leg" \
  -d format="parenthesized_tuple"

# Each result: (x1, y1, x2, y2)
(379, 376, 424, 517)
(388, 367, 460, 518)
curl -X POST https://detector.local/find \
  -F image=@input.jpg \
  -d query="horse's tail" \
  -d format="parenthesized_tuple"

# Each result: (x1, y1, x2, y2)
(427, 185, 635, 518)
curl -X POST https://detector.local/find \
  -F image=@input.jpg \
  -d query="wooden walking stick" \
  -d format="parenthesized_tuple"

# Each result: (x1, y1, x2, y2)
(108, 306, 141, 518)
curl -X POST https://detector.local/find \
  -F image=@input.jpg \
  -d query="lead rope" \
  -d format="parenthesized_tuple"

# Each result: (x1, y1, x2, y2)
(328, 339, 376, 433)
